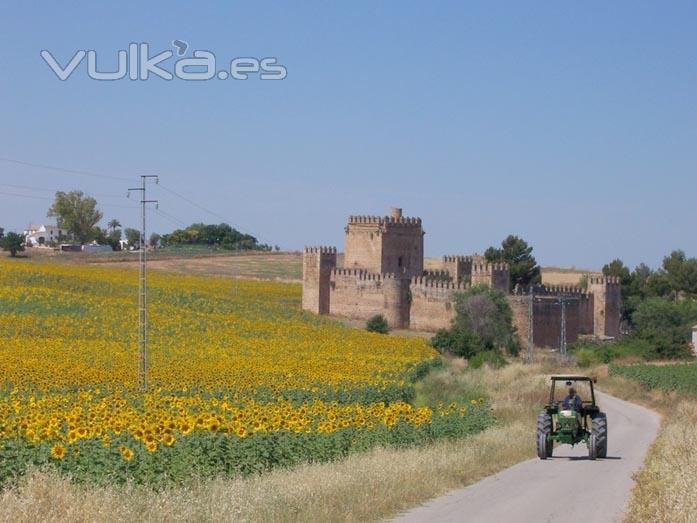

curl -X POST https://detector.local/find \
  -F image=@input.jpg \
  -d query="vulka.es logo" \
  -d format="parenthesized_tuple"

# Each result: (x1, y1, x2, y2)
(40, 41, 287, 81)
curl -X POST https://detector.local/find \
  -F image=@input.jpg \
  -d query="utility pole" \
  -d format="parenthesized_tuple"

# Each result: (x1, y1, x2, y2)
(560, 296, 567, 359)
(128, 175, 158, 391)
(527, 285, 534, 364)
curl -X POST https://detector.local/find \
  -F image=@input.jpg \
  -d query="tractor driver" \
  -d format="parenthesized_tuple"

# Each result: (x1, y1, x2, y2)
(563, 387, 583, 413)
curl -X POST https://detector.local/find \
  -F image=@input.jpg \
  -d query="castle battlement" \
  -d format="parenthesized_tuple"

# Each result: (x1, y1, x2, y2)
(304, 246, 337, 254)
(538, 284, 589, 297)
(442, 255, 473, 263)
(411, 276, 470, 290)
(588, 276, 621, 286)
(347, 215, 422, 227)
(471, 262, 510, 273)
(331, 268, 382, 281)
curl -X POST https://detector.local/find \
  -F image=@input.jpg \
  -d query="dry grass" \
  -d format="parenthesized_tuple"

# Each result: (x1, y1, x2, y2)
(0, 361, 549, 523)
(592, 367, 697, 523)
(540, 267, 601, 286)
(624, 401, 697, 523)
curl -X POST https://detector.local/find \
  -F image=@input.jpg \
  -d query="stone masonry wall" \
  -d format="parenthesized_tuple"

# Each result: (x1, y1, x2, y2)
(409, 278, 468, 331)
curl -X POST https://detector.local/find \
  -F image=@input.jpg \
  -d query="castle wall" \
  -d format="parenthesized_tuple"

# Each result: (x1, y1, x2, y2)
(508, 295, 530, 347)
(409, 278, 467, 331)
(532, 297, 580, 348)
(329, 269, 386, 322)
(508, 290, 582, 349)
(302, 247, 337, 314)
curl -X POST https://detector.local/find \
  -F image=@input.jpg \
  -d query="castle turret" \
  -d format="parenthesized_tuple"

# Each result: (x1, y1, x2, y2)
(302, 246, 337, 314)
(588, 276, 622, 337)
(471, 263, 510, 293)
(382, 274, 410, 329)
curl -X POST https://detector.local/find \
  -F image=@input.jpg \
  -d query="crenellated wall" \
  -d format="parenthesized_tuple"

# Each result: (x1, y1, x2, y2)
(409, 277, 470, 331)
(328, 269, 387, 322)
(441, 255, 473, 283)
(471, 263, 510, 293)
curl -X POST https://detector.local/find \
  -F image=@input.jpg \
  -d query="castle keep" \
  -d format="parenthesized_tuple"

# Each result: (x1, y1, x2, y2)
(303, 208, 621, 347)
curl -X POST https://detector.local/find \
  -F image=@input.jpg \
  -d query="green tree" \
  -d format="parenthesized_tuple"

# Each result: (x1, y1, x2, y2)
(1, 232, 25, 257)
(485, 235, 541, 290)
(107, 219, 122, 233)
(47, 191, 103, 244)
(124, 228, 141, 249)
(431, 285, 517, 359)
(631, 297, 697, 359)
(662, 250, 697, 298)
(149, 233, 161, 248)
(106, 229, 122, 251)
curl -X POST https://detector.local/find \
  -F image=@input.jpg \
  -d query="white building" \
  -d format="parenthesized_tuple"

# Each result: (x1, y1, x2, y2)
(24, 224, 65, 247)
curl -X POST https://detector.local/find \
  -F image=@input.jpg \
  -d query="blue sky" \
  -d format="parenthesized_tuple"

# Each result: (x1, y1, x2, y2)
(1, 2, 695, 269)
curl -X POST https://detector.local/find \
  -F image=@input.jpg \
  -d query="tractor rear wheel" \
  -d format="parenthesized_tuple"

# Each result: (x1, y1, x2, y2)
(588, 434, 598, 460)
(591, 412, 608, 458)
(536, 411, 553, 459)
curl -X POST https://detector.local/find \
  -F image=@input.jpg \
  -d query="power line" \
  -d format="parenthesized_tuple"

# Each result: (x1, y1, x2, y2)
(0, 190, 139, 210)
(0, 182, 129, 199)
(157, 182, 273, 245)
(0, 157, 133, 182)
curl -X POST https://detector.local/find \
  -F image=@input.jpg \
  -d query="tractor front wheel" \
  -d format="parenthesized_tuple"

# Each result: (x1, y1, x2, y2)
(536, 411, 553, 459)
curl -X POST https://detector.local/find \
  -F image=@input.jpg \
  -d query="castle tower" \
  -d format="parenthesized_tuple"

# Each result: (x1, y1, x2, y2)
(441, 255, 473, 283)
(471, 263, 510, 293)
(382, 274, 411, 328)
(344, 208, 424, 277)
(588, 276, 622, 338)
(302, 246, 337, 314)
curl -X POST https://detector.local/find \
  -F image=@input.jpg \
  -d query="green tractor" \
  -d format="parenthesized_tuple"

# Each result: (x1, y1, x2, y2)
(537, 375, 608, 460)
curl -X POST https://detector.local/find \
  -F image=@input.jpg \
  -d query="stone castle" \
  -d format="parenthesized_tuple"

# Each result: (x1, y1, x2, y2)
(303, 208, 621, 347)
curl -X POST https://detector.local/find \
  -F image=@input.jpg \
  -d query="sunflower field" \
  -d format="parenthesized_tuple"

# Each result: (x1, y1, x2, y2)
(0, 259, 492, 485)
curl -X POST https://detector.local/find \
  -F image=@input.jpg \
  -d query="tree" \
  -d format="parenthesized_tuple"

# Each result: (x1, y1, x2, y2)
(149, 233, 161, 248)
(47, 191, 103, 244)
(106, 229, 122, 251)
(431, 285, 518, 359)
(1, 232, 25, 257)
(107, 219, 122, 233)
(662, 250, 697, 298)
(366, 314, 389, 334)
(631, 297, 697, 359)
(485, 235, 541, 290)
(0, 227, 4, 239)
(124, 228, 141, 249)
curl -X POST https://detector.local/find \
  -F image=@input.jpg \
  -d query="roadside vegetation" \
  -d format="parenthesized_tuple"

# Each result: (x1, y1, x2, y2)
(595, 363, 697, 522)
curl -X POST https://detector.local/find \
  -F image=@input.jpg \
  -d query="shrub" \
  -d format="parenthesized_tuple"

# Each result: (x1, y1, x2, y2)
(571, 338, 657, 367)
(366, 314, 389, 334)
(468, 350, 507, 370)
(431, 328, 488, 359)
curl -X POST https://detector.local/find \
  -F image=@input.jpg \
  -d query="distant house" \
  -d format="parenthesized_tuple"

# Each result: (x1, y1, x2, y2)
(24, 224, 65, 247)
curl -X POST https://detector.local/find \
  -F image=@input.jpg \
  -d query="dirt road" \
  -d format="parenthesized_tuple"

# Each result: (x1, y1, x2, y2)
(393, 392, 660, 523)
